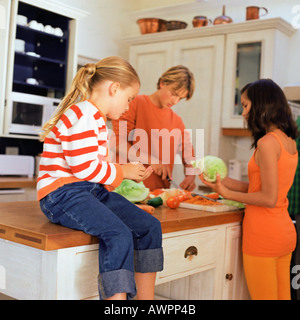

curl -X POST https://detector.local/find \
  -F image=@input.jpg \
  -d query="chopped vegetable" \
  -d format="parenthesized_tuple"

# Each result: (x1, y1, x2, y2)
(166, 196, 180, 209)
(149, 189, 164, 197)
(183, 196, 222, 206)
(113, 179, 149, 203)
(135, 204, 155, 214)
(219, 199, 245, 208)
(205, 193, 219, 200)
(147, 196, 163, 208)
(191, 155, 227, 182)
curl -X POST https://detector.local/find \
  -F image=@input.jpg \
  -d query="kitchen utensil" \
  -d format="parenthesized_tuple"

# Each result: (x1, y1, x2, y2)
(213, 5, 233, 25)
(167, 177, 219, 202)
(44, 24, 54, 34)
(26, 78, 39, 85)
(0, 155, 34, 178)
(165, 20, 188, 31)
(28, 20, 39, 30)
(54, 27, 63, 36)
(136, 18, 166, 34)
(192, 16, 212, 28)
(15, 39, 25, 53)
(16, 15, 28, 26)
(26, 52, 41, 57)
(246, 6, 268, 20)
(37, 22, 44, 32)
(228, 159, 241, 180)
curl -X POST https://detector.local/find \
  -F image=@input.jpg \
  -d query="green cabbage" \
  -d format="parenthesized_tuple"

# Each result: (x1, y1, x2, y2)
(113, 179, 149, 203)
(191, 155, 227, 182)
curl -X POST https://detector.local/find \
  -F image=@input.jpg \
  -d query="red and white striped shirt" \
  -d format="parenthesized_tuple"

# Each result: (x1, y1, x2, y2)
(37, 100, 123, 200)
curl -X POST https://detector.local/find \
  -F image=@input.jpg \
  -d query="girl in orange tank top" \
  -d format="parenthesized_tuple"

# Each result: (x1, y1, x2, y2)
(200, 79, 299, 299)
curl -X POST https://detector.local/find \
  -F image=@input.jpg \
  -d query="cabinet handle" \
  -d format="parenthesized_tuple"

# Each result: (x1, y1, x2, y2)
(226, 273, 233, 281)
(184, 246, 198, 259)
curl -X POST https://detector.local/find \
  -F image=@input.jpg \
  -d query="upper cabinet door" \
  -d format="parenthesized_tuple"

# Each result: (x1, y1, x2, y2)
(172, 36, 225, 158)
(222, 29, 290, 128)
(130, 41, 174, 95)
(0, 0, 11, 134)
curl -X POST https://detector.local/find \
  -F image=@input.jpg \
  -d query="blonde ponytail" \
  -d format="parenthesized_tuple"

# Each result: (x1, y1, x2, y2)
(39, 56, 140, 141)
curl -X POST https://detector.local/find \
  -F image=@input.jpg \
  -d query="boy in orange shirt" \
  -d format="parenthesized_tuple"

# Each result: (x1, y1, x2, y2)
(112, 65, 196, 191)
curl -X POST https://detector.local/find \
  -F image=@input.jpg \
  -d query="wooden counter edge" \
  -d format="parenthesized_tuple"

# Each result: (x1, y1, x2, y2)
(0, 201, 244, 251)
(0, 177, 37, 189)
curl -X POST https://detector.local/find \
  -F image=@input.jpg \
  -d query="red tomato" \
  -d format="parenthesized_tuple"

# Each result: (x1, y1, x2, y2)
(166, 196, 180, 209)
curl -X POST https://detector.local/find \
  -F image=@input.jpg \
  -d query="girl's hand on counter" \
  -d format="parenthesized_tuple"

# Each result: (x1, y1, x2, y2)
(121, 163, 153, 182)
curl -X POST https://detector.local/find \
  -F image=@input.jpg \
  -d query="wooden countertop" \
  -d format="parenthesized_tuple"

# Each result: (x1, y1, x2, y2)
(0, 201, 243, 251)
(0, 177, 37, 189)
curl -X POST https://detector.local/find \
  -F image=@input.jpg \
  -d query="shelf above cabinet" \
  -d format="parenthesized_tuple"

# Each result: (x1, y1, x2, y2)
(222, 128, 251, 137)
(124, 18, 295, 45)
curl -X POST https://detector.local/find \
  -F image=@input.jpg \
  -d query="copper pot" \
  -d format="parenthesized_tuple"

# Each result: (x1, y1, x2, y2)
(213, 5, 233, 25)
(136, 18, 166, 34)
(246, 6, 268, 20)
(192, 16, 212, 28)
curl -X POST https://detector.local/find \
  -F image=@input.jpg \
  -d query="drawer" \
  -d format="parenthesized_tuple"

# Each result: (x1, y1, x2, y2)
(158, 229, 218, 280)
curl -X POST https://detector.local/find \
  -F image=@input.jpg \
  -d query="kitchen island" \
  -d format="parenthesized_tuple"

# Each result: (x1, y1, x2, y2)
(0, 201, 249, 300)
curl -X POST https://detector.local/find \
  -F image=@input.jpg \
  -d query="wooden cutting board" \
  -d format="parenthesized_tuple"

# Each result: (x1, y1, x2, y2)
(179, 202, 241, 212)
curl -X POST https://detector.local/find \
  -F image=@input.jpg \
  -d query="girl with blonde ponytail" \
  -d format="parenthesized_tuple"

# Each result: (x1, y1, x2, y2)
(37, 56, 163, 300)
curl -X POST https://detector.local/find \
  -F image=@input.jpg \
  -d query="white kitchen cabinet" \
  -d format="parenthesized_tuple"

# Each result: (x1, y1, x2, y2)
(1, 0, 87, 139)
(125, 18, 295, 165)
(222, 27, 294, 128)
(154, 222, 249, 300)
(129, 35, 224, 186)
(0, 0, 11, 136)
(222, 225, 250, 300)
(0, 221, 248, 300)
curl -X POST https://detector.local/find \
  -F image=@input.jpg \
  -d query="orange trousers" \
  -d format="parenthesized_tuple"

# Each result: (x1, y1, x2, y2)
(243, 253, 292, 300)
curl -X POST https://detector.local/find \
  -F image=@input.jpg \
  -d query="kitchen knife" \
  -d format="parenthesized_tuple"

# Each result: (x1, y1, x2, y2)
(167, 177, 219, 202)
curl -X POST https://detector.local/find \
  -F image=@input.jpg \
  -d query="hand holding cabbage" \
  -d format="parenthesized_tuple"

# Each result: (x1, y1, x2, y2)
(192, 155, 230, 198)
(191, 155, 227, 182)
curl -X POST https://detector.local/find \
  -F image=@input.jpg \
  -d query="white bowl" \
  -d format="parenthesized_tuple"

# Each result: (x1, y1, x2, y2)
(17, 15, 28, 26)
(15, 39, 25, 53)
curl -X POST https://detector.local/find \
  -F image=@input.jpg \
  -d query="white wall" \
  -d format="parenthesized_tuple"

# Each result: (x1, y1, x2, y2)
(60, 0, 300, 85)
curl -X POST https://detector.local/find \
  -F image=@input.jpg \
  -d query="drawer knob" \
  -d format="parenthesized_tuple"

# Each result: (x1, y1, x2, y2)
(226, 273, 233, 281)
(184, 246, 198, 260)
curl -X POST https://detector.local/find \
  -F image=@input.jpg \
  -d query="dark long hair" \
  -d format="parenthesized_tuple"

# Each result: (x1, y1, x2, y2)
(241, 79, 298, 148)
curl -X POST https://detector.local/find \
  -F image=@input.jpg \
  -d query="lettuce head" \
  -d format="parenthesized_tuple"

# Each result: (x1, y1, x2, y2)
(113, 179, 149, 203)
(191, 155, 227, 182)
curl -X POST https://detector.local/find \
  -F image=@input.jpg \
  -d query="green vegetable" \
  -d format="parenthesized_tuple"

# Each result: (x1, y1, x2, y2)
(147, 196, 163, 208)
(191, 155, 227, 182)
(114, 179, 149, 203)
(220, 199, 245, 209)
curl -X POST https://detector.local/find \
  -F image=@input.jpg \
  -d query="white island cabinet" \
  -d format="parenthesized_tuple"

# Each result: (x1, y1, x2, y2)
(0, 201, 248, 300)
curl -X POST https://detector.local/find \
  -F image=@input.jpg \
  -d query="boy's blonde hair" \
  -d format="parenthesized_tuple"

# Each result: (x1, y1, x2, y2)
(156, 65, 195, 100)
(39, 56, 140, 141)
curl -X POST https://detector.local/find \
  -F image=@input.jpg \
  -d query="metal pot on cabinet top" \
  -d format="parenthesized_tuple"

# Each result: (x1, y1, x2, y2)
(213, 5, 233, 25)
(192, 16, 212, 28)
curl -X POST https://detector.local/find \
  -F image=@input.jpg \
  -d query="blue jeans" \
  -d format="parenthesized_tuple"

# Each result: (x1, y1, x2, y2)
(40, 181, 163, 299)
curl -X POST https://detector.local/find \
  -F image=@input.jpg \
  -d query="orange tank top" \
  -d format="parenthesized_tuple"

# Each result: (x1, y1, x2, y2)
(243, 132, 298, 257)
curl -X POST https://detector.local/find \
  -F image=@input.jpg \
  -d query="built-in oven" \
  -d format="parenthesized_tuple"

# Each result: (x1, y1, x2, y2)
(4, 92, 60, 136)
